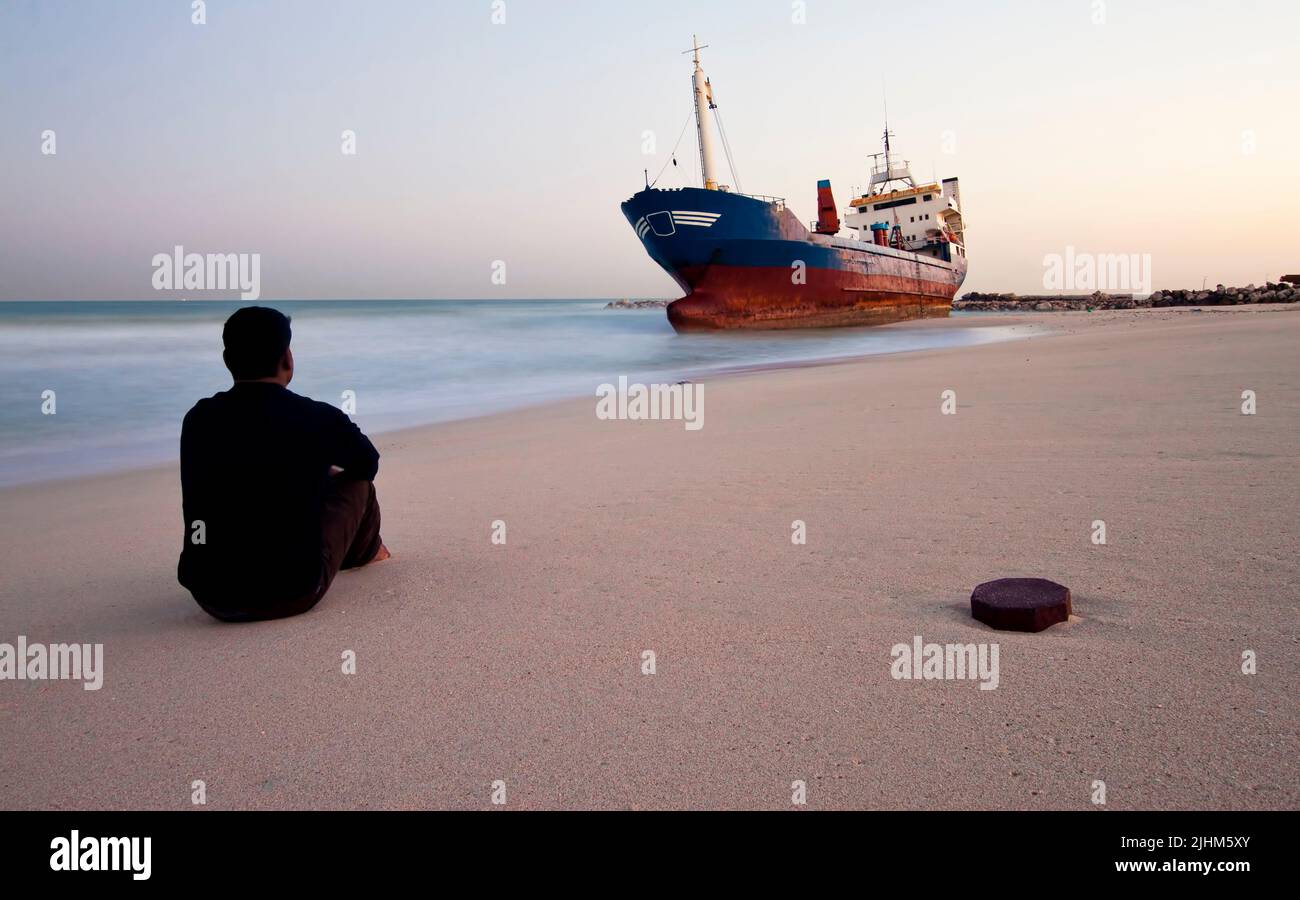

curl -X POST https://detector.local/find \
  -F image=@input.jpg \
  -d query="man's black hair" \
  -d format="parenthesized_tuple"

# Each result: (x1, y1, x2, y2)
(222, 306, 292, 380)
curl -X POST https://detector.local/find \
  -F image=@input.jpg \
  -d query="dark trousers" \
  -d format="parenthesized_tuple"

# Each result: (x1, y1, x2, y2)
(198, 479, 383, 622)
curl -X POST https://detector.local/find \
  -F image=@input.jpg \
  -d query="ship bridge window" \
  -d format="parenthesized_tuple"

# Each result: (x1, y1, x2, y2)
(923, 194, 932, 201)
(873, 197, 917, 211)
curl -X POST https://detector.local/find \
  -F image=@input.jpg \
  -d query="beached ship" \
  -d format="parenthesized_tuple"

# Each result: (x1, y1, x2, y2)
(621, 38, 968, 331)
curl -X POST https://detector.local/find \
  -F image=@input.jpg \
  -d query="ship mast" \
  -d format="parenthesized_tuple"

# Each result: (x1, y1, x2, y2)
(867, 123, 914, 196)
(685, 35, 719, 191)
(882, 123, 893, 181)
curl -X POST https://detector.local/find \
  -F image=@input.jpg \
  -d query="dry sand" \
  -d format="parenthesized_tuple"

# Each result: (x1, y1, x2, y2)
(1, 306, 1296, 810)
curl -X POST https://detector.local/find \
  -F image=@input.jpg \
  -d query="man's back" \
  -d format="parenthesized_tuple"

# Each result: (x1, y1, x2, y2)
(178, 382, 380, 613)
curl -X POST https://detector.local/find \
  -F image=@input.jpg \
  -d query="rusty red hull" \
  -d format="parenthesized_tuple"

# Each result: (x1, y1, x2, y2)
(666, 265, 958, 331)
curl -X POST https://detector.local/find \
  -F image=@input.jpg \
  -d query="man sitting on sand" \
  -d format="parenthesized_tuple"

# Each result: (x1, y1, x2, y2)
(178, 306, 390, 622)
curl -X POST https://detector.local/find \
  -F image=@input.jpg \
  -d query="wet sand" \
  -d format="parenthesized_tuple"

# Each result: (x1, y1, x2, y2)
(1, 305, 1297, 809)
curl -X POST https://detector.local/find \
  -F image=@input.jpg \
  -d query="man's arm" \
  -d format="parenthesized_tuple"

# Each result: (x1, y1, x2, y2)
(326, 407, 380, 481)
(177, 406, 207, 590)
(178, 407, 202, 530)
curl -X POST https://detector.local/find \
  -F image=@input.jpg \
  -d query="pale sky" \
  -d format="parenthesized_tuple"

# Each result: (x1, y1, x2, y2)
(1, 0, 1296, 300)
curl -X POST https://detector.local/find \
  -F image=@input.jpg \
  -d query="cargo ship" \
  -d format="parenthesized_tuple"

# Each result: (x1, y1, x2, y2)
(621, 38, 967, 331)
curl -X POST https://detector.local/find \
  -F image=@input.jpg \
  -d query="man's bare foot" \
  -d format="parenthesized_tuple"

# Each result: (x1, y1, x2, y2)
(343, 544, 391, 574)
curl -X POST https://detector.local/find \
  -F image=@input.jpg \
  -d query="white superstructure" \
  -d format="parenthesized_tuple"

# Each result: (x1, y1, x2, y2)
(841, 129, 966, 261)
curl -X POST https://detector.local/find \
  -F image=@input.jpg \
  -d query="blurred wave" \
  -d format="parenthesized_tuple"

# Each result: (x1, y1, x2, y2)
(0, 300, 1022, 485)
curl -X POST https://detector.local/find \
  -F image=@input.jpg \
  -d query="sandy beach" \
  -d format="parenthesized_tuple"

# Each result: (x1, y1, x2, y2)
(1, 306, 1296, 811)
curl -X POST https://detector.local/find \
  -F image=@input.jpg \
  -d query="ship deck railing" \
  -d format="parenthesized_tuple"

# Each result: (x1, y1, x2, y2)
(732, 191, 785, 207)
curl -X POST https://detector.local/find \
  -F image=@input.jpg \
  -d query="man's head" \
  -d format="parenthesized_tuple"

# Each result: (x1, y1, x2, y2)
(222, 306, 293, 385)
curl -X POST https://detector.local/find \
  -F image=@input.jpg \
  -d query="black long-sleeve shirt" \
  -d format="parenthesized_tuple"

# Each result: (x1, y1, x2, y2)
(178, 382, 379, 608)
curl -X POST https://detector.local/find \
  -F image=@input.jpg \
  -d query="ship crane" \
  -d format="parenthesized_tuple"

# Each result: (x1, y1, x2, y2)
(684, 36, 720, 191)
(682, 36, 743, 193)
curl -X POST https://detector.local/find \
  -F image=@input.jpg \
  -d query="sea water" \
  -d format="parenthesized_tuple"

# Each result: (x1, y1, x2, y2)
(0, 300, 1023, 486)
